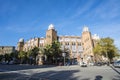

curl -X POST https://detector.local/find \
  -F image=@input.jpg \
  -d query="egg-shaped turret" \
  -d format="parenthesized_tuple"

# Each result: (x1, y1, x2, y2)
(48, 24, 55, 30)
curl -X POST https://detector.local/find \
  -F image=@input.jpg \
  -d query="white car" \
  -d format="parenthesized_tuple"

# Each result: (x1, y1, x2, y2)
(80, 62, 87, 67)
(113, 60, 120, 68)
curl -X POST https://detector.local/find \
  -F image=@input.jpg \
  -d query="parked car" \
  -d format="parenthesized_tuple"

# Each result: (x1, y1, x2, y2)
(94, 62, 103, 66)
(89, 62, 94, 66)
(113, 60, 120, 68)
(80, 62, 87, 67)
(8, 59, 20, 65)
(1, 61, 8, 64)
(8, 60, 14, 65)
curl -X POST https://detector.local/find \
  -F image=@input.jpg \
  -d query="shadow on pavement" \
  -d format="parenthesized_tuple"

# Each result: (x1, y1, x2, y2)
(0, 64, 56, 72)
(112, 75, 120, 80)
(0, 72, 25, 80)
(110, 66, 120, 80)
(80, 78, 91, 80)
(31, 70, 80, 80)
(0, 69, 82, 80)
(110, 66, 120, 75)
(94, 75, 103, 80)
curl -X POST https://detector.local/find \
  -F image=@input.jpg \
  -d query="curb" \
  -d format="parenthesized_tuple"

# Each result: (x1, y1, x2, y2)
(110, 65, 120, 75)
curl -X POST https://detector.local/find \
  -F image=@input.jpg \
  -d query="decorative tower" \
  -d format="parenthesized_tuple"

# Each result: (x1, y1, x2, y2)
(17, 38, 24, 51)
(46, 24, 57, 45)
(81, 26, 94, 63)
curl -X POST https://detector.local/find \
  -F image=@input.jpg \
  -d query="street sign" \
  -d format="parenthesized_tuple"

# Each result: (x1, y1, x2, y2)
(62, 53, 66, 57)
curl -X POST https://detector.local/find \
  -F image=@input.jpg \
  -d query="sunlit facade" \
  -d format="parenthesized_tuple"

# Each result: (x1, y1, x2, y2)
(59, 36, 83, 60)
(0, 46, 15, 55)
(17, 24, 100, 63)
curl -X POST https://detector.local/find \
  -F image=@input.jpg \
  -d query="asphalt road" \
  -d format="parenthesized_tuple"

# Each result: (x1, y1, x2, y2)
(0, 64, 120, 80)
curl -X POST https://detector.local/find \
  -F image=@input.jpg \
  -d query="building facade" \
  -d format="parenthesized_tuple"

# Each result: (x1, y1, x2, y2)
(81, 27, 94, 63)
(59, 36, 83, 61)
(17, 24, 99, 63)
(0, 46, 15, 55)
(46, 24, 57, 45)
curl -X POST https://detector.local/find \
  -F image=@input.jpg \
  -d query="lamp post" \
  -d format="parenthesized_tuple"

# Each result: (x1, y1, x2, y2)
(62, 52, 66, 66)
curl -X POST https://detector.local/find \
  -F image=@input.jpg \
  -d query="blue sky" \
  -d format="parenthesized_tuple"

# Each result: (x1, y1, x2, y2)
(0, 0, 120, 49)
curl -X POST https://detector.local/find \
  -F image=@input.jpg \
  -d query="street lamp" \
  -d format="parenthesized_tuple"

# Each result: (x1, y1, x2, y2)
(62, 52, 66, 66)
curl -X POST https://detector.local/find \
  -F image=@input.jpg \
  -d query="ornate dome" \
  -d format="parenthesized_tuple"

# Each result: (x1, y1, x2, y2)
(48, 24, 55, 30)
(83, 26, 89, 32)
(19, 38, 24, 42)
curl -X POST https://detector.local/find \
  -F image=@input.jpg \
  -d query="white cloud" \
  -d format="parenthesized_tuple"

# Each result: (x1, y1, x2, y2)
(85, 0, 120, 20)
(71, 1, 95, 19)
(5, 24, 42, 33)
(91, 23, 120, 49)
(4, 17, 46, 33)
(6, 26, 31, 33)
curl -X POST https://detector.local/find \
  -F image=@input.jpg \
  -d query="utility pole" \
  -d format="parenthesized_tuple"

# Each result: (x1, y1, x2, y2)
(62, 52, 66, 66)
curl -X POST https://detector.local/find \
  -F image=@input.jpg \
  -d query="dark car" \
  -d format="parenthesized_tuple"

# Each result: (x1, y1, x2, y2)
(113, 60, 120, 68)
(94, 62, 103, 66)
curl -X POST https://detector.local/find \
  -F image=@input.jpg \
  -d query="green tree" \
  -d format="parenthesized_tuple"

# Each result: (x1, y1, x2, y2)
(43, 41, 62, 64)
(43, 44, 53, 64)
(25, 47, 40, 64)
(52, 41, 62, 64)
(26, 50, 33, 64)
(4, 53, 11, 63)
(10, 50, 19, 59)
(93, 42, 102, 62)
(93, 37, 119, 62)
(27, 50, 32, 58)
(31, 47, 39, 64)
(32, 47, 39, 58)
(18, 51, 26, 64)
(100, 37, 118, 62)
(43, 44, 54, 64)
(39, 47, 44, 55)
(52, 41, 62, 57)
(0, 55, 4, 62)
